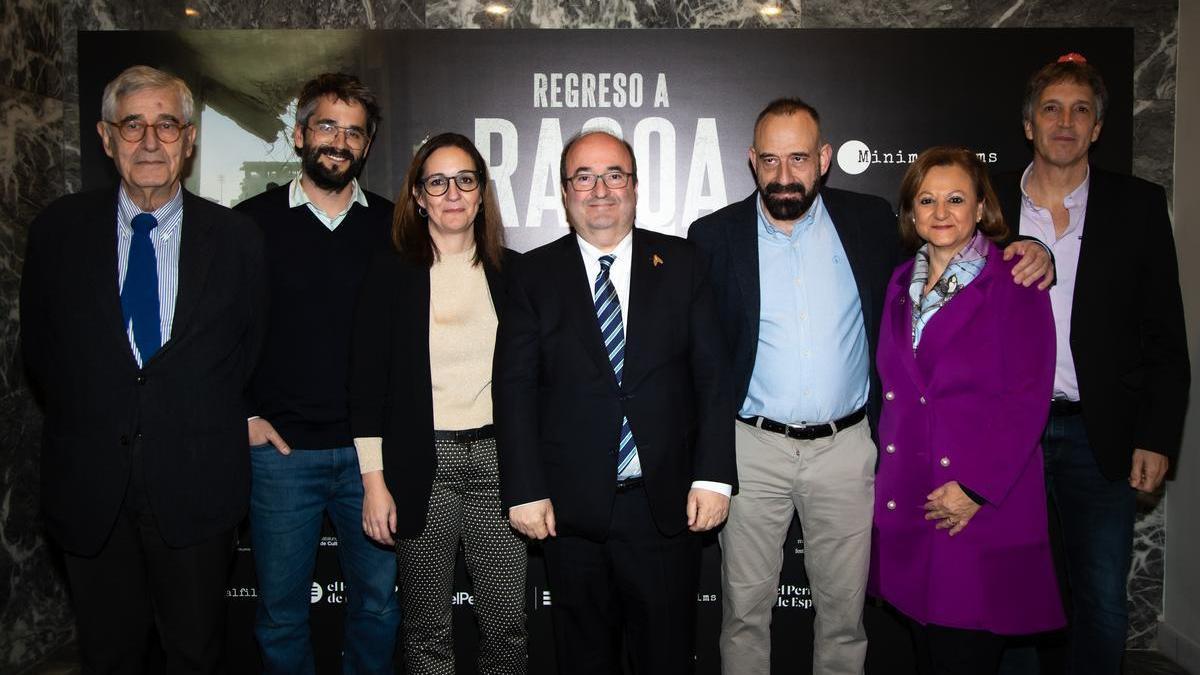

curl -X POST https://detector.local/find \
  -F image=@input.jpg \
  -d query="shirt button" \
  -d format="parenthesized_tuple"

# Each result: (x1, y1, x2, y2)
(886, 500, 897, 510)
(919, 396, 927, 405)
(885, 391, 895, 401)
(794, 277, 802, 286)
(940, 456, 950, 467)
(886, 443, 896, 454)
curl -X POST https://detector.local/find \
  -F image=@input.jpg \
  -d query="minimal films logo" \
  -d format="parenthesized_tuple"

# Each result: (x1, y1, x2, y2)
(836, 140, 871, 176)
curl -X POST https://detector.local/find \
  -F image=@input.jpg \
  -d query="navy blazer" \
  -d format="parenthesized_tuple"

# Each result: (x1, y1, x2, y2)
(493, 229, 736, 541)
(995, 167, 1189, 479)
(21, 186, 267, 555)
(687, 188, 901, 430)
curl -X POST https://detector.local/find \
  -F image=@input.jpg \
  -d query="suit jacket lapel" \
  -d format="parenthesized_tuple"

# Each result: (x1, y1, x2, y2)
(622, 229, 664, 388)
(89, 190, 138, 367)
(157, 190, 214, 363)
(887, 263, 925, 390)
(1071, 166, 1108, 336)
(554, 234, 619, 389)
(731, 194, 760, 336)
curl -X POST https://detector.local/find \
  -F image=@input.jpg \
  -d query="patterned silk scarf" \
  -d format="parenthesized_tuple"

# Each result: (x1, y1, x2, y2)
(909, 230, 989, 349)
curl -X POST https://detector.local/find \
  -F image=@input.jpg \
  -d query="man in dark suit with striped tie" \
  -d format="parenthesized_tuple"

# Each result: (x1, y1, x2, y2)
(494, 129, 736, 674)
(20, 65, 266, 673)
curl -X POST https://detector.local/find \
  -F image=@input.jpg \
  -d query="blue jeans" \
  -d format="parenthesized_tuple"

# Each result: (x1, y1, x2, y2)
(1042, 413, 1136, 675)
(250, 445, 400, 675)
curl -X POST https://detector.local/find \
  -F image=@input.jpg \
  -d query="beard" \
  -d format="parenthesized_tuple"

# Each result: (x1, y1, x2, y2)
(299, 143, 366, 191)
(760, 179, 819, 222)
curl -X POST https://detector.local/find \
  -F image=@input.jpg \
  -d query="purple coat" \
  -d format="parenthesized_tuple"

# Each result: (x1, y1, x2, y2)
(868, 242, 1066, 635)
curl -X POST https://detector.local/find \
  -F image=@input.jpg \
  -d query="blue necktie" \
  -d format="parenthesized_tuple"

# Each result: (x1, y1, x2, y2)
(121, 212, 162, 364)
(594, 255, 641, 482)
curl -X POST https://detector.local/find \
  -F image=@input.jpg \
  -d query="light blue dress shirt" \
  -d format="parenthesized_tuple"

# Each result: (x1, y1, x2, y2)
(740, 194, 870, 424)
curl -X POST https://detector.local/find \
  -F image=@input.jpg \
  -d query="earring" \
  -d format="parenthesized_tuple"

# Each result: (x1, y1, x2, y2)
(418, 206, 428, 218)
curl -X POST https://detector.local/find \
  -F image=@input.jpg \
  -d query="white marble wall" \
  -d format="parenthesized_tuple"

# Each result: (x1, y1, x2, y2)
(0, 0, 1179, 670)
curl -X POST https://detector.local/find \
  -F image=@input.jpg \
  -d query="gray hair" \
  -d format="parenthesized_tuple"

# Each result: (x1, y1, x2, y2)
(101, 65, 195, 124)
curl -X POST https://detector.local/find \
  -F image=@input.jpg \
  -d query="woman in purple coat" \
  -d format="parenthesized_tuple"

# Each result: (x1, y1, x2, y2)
(869, 147, 1064, 674)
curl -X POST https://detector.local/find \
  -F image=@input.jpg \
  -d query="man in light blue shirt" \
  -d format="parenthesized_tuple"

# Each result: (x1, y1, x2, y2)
(742, 192, 869, 427)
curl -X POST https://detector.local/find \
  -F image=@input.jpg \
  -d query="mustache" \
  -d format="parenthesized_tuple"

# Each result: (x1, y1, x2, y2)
(763, 181, 808, 197)
(319, 146, 355, 161)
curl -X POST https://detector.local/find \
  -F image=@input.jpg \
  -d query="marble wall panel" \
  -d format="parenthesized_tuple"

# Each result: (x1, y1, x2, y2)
(0, 87, 64, 395)
(1130, 496, 1168, 649)
(426, 0, 686, 29)
(0, 78, 68, 675)
(0, 0, 63, 99)
(0, 388, 69, 674)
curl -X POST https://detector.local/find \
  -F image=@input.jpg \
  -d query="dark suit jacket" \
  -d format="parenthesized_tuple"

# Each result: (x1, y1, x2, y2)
(20, 186, 267, 555)
(687, 189, 901, 429)
(995, 167, 1190, 479)
(494, 229, 736, 541)
(349, 247, 514, 538)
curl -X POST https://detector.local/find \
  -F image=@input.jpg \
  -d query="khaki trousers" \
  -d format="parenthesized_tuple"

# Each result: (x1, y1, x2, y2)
(719, 417, 876, 675)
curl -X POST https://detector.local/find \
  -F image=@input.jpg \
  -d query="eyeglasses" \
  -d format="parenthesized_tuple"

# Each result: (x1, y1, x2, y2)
(565, 171, 633, 192)
(105, 119, 192, 144)
(421, 171, 481, 196)
(307, 122, 370, 149)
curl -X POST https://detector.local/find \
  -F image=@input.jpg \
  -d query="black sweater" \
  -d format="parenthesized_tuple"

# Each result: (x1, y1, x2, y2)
(236, 184, 393, 449)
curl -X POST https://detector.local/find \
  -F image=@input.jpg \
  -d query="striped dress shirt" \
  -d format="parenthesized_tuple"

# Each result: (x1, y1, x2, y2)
(116, 184, 183, 367)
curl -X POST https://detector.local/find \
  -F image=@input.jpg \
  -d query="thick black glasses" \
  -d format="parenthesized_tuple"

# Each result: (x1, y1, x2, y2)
(421, 171, 481, 196)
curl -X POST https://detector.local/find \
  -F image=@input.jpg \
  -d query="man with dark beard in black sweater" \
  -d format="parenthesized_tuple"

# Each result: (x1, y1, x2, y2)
(234, 73, 399, 675)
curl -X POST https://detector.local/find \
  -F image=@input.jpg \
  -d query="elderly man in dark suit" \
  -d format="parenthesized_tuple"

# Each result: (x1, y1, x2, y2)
(993, 55, 1189, 675)
(688, 98, 1054, 675)
(20, 65, 265, 673)
(494, 129, 736, 674)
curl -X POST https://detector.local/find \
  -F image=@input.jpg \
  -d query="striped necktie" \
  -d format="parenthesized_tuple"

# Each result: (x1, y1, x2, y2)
(594, 254, 641, 482)
(121, 212, 162, 364)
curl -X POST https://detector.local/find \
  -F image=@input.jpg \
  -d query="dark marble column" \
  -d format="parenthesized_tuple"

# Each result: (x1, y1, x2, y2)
(1, 0, 73, 670)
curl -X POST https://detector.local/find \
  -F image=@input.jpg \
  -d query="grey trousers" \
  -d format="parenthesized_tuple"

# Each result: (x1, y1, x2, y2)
(719, 418, 876, 675)
(397, 435, 529, 675)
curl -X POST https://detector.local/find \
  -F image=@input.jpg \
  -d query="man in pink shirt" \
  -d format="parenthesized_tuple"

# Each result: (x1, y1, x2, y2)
(994, 54, 1189, 675)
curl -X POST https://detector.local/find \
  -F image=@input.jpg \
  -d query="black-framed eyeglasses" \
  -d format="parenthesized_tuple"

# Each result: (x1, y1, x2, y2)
(421, 171, 481, 196)
(105, 119, 192, 144)
(306, 122, 370, 149)
(565, 171, 632, 192)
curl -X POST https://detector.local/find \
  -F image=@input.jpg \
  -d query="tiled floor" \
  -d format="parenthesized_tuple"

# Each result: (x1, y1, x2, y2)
(20, 645, 1193, 675)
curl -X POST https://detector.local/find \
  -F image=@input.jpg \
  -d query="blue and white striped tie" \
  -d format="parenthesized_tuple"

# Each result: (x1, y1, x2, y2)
(595, 254, 641, 482)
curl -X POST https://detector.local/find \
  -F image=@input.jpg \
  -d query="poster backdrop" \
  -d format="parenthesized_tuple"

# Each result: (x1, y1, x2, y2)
(79, 28, 1133, 674)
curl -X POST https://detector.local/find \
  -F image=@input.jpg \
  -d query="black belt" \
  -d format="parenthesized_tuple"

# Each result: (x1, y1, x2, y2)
(433, 425, 495, 443)
(738, 407, 866, 441)
(615, 476, 644, 493)
(1049, 399, 1082, 417)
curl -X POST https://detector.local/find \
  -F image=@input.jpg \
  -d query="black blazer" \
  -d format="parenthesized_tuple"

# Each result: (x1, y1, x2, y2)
(493, 229, 736, 541)
(20, 187, 267, 555)
(687, 189, 901, 429)
(995, 167, 1190, 479)
(349, 247, 514, 539)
